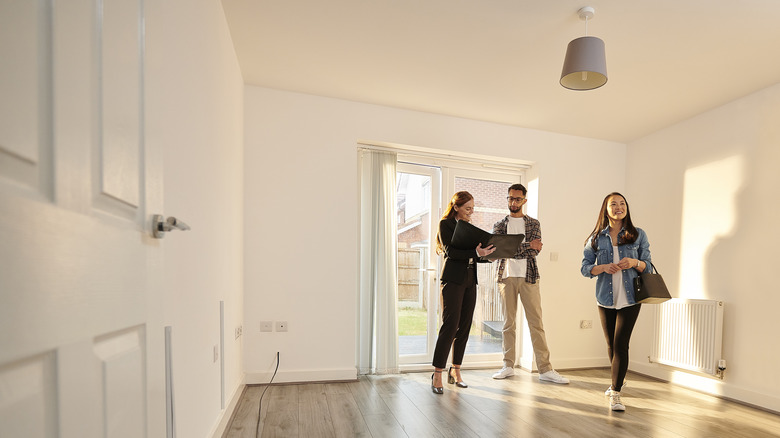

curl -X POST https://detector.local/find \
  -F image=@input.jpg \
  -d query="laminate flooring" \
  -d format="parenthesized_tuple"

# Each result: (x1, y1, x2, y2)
(223, 368, 780, 438)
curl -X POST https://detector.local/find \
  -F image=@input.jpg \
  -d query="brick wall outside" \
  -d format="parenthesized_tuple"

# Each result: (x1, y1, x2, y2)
(398, 178, 521, 246)
(455, 177, 516, 232)
(398, 211, 430, 247)
(456, 177, 513, 209)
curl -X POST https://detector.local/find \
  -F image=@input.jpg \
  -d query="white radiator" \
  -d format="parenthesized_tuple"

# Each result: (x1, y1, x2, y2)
(651, 298, 724, 376)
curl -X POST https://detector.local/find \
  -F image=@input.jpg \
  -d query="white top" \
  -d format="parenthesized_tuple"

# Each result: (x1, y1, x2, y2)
(504, 216, 527, 279)
(603, 244, 630, 310)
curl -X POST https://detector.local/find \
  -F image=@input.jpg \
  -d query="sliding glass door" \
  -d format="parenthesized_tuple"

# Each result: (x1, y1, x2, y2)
(396, 161, 521, 367)
(447, 168, 521, 365)
(396, 163, 441, 365)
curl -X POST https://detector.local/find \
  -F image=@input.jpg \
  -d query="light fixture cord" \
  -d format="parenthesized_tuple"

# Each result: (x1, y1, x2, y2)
(585, 16, 589, 36)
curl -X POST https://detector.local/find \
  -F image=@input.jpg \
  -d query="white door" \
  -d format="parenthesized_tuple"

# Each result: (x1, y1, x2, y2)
(395, 155, 522, 368)
(396, 163, 441, 365)
(445, 168, 521, 366)
(0, 1, 162, 437)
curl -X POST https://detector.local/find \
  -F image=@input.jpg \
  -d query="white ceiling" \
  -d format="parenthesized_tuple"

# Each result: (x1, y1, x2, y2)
(222, 0, 780, 143)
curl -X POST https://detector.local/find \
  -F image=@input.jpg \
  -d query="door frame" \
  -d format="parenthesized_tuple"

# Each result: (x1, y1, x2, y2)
(396, 155, 525, 369)
(446, 167, 522, 367)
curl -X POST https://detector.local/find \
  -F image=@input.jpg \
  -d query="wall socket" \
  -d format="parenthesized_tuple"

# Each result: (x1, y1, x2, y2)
(213, 345, 219, 362)
(579, 320, 593, 329)
(275, 321, 288, 332)
(234, 325, 243, 339)
(260, 321, 273, 332)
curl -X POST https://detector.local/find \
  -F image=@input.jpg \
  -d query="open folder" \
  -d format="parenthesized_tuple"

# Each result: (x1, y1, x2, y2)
(450, 220, 524, 261)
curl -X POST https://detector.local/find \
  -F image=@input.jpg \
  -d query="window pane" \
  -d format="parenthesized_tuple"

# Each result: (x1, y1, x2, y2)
(397, 172, 432, 356)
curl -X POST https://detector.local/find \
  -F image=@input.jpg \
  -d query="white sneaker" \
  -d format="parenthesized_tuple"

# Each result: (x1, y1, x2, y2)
(492, 366, 515, 379)
(539, 369, 569, 384)
(605, 380, 627, 396)
(609, 391, 626, 411)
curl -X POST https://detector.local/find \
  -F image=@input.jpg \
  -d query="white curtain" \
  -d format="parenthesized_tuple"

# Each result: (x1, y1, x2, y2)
(357, 149, 399, 375)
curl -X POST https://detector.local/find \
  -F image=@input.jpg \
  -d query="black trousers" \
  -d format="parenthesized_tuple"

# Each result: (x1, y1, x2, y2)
(432, 267, 476, 369)
(598, 304, 641, 392)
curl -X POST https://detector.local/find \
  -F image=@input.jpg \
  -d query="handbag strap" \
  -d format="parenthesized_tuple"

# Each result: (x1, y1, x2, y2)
(645, 261, 658, 274)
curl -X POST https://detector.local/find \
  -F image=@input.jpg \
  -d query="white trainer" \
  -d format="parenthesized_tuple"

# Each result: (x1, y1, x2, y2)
(609, 391, 626, 411)
(492, 366, 515, 379)
(539, 369, 570, 384)
(605, 380, 627, 396)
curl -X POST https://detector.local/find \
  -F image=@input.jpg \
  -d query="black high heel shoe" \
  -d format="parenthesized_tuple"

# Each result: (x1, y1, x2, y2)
(448, 366, 468, 388)
(431, 371, 444, 394)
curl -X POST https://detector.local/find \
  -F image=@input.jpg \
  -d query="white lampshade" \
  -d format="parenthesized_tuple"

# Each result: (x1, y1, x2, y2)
(560, 36, 608, 91)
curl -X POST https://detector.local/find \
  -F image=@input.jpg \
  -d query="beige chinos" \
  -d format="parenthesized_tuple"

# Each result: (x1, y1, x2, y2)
(500, 277, 552, 373)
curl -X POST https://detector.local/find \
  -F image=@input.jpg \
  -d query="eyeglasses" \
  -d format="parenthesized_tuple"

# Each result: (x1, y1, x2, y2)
(507, 196, 525, 203)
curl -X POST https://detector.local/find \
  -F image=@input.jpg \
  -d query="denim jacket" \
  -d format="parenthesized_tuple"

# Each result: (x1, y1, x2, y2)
(581, 226, 652, 307)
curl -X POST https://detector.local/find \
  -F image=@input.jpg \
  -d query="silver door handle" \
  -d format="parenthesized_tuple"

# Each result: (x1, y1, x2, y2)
(152, 214, 191, 239)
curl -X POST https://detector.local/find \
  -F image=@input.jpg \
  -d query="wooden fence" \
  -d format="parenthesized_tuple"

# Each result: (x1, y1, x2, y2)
(398, 248, 505, 335)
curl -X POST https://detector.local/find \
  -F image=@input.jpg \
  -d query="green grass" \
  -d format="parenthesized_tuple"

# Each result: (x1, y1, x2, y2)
(398, 306, 484, 337)
(398, 307, 427, 336)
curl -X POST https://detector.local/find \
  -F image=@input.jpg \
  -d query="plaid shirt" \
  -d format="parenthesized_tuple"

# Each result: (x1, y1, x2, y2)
(493, 215, 541, 284)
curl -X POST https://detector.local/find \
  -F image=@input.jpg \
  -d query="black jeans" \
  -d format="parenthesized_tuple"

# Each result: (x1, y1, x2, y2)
(432, 267, 476, 369)
(598, 304, 641, 392)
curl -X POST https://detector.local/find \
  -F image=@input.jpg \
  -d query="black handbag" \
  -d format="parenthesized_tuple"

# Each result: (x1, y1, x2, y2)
(633, 262, 672, 304)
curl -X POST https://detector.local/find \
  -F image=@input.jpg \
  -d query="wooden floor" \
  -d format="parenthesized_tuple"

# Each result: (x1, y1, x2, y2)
(223, 368, 780, 438)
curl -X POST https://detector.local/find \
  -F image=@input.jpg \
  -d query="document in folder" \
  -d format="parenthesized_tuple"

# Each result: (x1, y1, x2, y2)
(450, 220, 524, 261)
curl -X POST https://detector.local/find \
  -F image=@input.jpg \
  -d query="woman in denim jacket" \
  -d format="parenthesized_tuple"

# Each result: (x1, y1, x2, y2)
(581, 192, 651, 412)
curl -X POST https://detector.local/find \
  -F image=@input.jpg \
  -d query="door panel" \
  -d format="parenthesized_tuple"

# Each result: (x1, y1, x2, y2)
(396, 163, 441, 365)
(0, 1, 159, 437)
(100, 0, 142, 211)
(446, 168, 521, 365)
(396, 159, 522, 367)
(0, 353, 56, 437)
(0, 0, 50, 191)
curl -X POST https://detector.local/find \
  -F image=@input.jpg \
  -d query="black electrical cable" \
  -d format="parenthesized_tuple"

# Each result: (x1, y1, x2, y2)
(255, 351, 280, 438)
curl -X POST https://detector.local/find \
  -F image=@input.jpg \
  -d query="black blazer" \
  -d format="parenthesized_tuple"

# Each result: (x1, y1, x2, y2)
(437, 217, 489, 285)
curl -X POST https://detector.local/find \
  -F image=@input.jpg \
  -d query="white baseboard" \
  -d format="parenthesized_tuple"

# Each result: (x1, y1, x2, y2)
(244, 368, 358, 385)
(398, 357, 609, 374)
(553, 357, 610, 370)
(630, 360, 780, 414)
(209, 373, 246, 438)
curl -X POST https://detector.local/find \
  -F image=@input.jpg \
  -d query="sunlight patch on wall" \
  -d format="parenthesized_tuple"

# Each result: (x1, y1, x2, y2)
(526, 178, 539, 218)
(678, 155, 744, 299)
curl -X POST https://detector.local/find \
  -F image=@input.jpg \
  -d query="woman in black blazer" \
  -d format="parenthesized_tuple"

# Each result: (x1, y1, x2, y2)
(431, 191, 495, 394)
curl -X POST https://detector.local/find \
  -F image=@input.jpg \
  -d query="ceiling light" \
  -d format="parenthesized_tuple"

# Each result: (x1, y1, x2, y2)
(560, 6, 607, 91)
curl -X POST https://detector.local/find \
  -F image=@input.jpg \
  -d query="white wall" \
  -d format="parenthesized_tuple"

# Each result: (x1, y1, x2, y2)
(627, 83, 780, 411)
(146, 1, 245, 436)
(243, 86, 626, 383)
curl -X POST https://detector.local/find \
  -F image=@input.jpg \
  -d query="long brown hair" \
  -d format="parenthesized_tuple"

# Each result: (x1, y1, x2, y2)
(436, 191, 473, 254)
(441, 191, 473, 220)
(585, 192, 638, 250)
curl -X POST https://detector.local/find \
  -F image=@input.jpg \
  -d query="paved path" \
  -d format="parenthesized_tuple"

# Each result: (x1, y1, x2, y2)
(399, 334, 502, 356)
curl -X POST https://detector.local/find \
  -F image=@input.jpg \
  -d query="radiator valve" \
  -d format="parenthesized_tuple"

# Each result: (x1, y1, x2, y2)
(717, 359, 727, 379)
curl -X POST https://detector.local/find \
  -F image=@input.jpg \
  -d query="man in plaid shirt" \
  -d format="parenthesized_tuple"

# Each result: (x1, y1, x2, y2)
(491, 183, 569, 384)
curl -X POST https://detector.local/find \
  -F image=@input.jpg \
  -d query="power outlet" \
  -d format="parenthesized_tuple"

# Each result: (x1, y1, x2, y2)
(260, 321, 273, 332)
(213, 345, 219, 362)
(276, 321, 288, 332)
(579, 320, 593, 329)
(235, 325, 243, 339)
